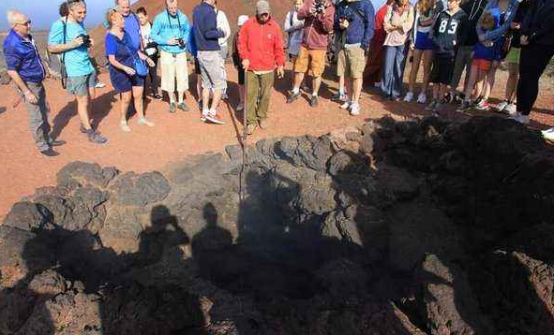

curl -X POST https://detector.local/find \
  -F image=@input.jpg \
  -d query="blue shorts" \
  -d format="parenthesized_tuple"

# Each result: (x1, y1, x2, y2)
(109, 67, 145, 93)
(415, 31, 435, 51)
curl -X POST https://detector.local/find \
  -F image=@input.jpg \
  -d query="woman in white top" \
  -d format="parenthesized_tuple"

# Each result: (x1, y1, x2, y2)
(404, 0, 440, 104)
(215, 1, 231, 99)
(136, 7, 161, 99)
(284, 0, 305, 61)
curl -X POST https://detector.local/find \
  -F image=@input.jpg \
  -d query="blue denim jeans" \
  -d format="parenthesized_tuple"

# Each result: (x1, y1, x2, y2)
(381, 45, 406, 99)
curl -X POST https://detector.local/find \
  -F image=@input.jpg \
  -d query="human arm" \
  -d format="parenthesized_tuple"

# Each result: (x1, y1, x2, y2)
(274, 25, 286, 78)
(318, 2, 336, 33)
(480, 1, 520, 41)
(151, 15, 178, 46)
(238, 22, 250, 70)
(4, 48, 37, 103)
(383, 6, 395, 33)
(47, 21, 87, 54)
(203, 11, 225, 40)
(401, 6, 415, 34)
(219, 11, 232, 45)
(297, 0, 312, 20)
(362, 1, 376, 50)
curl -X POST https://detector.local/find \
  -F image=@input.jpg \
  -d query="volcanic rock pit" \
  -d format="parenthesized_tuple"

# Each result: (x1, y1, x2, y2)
(1, 116, 554, 334)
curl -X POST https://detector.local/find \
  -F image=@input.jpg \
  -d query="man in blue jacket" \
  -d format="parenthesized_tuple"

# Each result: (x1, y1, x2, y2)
(334, 0, 375, 116)
(193, 0, 226, 125)
(4, 10, 65, 156)
(151, 0, 191, 113)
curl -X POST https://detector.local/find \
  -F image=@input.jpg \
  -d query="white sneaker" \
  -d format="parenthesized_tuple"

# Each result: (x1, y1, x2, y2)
(340, 101, 352, 110)
(495, 100, 509, 112)
(120, 120, 131, 132)
(542, 128, 554, 142)
(137, 117, 155, 127)
(404, 92, 414, 102)
(95, 82, 106, 89)
(349, 103, 360, 116)
(508, 113, 530, 125)
(504, 103, 517, 116)
(417, 92, 427, 104)
(236, 103, 244, 111)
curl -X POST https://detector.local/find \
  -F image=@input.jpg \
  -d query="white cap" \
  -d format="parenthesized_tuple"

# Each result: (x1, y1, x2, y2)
(237, 15, 249, 26)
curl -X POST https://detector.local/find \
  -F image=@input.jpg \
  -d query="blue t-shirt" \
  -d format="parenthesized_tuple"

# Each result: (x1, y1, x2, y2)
(105, 31, 136, 69)
(48, 19, 94, 77)
(473, 41, 494, 60)
(124, 13, 142, 50)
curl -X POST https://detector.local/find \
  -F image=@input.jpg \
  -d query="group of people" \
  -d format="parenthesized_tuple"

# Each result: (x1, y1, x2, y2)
(2, 0, 554, 157)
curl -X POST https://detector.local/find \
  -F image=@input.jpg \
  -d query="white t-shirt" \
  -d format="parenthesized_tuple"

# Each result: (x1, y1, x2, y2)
(216, 10, 231, 48)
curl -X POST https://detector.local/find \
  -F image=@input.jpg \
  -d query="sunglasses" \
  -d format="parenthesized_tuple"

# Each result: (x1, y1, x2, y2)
(16, 20, 32, 26)
(259, 13, 269, 17)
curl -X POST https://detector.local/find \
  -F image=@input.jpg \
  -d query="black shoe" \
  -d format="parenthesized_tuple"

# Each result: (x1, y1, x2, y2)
(310, 95, 319, 107)
(178, 102, 189, 112)
(87, 130, 108, 144)
(331, 92, 346, 102)
(40, 148, 59, 157)
(152, 93, 163, 100)
(49, 139, 66, 147)
(286, 92, 300, 104)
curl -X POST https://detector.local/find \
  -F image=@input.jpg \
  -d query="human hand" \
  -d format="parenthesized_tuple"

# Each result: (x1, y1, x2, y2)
(511, 22, 521, 30)
(24, 90, 38, 104)
(410, 43, 415, 51)
(339, 19, 349, 30)
(167, 38, 179, 46)
(138, 52, 148, 61)
(242, 59, 250, 71)
(89, 38, 95, 47)
(72, 36, 85, 48)
(484, 40, 493, 47)
(520, 35, 529, 45)
(124, 66, 136, 76)
(277, 66, 285, 79)
(146, 58, 155, 67)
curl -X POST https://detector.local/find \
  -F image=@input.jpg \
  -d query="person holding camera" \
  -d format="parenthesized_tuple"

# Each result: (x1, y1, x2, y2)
(105, 9, 156, 132)
(286, 0, 335, 107)
(151, 0, 192, 113)
(48, 0, 107, 144)
(238, 0, 286, 135)
(137, 7, 162, 100)
(4, 10, 65, 157)
(334, 0, 376, 116)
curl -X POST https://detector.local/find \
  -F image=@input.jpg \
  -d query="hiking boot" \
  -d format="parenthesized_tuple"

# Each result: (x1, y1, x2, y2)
(331, 92, 346, 102)
(40, 148, 59, 157)
(49, 139, 66, 147)
(259, 119, 268, 130)
(246, 123, 257, 135)
(169, 102, 177, 113)
(403, 91, 414, 102)
(138, 117, 155, 127)
(286, 91, 301, 104)
(178, 102, 189, 112)
(310, 95, 319, 107)
(206, 112, 225, 125)
(87, 129, 108, 144)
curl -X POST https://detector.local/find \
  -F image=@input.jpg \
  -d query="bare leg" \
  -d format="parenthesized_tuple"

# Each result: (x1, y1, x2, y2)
(76, 94, 92, 130)
(463, 65, 480, 101)
(292, 72, 305, 91)
(482, 61, 499, 101)
(506, 62, 519, 102)
(408, 49, 423, 93)
(132, 86, 145, 119)
(120, 91, 132, 122)
(421, 50, 434, 94)
(339, 75, 345, 93)
(210, 88, 223, 112)
(352, 77, 363, 103)
(202, 87, 210, 112)
(313, 76, 322, 96)
(177, 91, 185, 104)
(168, 91, 176, 104)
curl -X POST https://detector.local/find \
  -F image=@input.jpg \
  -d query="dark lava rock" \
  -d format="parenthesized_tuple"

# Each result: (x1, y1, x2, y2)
(57, 161, 118, 188)
(277, 135, 334, 171)
(3, 202, 52, 232)
(111, 171, 171, 206)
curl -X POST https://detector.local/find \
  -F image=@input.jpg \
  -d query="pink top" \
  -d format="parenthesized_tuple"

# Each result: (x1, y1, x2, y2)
(383, 5, 415, 46)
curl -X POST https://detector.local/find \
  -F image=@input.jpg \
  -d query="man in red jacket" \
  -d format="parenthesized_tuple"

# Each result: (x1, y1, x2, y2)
(239, 0, 286, 135)
(286, 0, 335, 107)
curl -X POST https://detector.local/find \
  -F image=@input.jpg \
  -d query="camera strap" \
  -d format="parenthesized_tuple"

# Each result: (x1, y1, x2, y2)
(166, 9, 182, 37)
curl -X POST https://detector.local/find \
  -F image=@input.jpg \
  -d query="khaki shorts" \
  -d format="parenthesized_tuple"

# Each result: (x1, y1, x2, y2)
(294, 46, 327, 77)
(197, 50, 226, 90)
(67, 72, 97, 96)
(160, 51, 189, 93)
(337, 45, 366, 79)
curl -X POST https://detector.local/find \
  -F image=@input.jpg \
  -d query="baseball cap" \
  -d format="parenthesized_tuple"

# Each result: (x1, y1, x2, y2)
(256, 0, 271, 15)
(237, 14, 249, 26)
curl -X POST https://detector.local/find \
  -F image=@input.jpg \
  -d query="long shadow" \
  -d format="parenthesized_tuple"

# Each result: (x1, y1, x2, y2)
(0, 106, 6, 114)
(50, 90, 117, 140)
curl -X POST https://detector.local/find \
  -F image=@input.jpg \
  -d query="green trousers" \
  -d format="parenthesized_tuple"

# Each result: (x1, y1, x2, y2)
(245, 71, 274, 125)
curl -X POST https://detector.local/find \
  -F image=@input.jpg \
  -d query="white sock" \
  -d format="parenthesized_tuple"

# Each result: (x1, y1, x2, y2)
(292, 87, 300, 94)
(339, 88, 345, 96)
(312, 92, 317, 97)
(202, 108, 209, 116)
